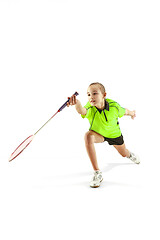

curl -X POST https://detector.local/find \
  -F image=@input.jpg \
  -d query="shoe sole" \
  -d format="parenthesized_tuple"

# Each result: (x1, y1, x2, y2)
(131, 160, 140, 164)
(132, 158, 140, 164)
(130, 154, 140, 164)
(90, 178, 103, 188)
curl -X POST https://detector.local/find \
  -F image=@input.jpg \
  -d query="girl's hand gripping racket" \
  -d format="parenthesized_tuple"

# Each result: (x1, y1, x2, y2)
(9, 92, 79, 162)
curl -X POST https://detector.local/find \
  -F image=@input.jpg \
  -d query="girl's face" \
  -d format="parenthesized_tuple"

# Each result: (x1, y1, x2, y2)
(87, 85, 106, 107)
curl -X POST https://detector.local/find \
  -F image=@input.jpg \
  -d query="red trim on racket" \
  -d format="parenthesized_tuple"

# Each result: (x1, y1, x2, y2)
(9, 135, 34, 162)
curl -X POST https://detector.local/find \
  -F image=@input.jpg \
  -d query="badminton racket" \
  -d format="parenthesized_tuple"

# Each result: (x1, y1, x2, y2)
(9, 91, 79, 162)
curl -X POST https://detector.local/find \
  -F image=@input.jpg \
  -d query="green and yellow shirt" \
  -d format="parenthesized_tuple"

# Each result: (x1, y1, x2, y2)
(81, 98, 126, 138)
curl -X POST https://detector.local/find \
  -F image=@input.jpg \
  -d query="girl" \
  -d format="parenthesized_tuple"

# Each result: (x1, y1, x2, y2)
(67, 82, 140, 188)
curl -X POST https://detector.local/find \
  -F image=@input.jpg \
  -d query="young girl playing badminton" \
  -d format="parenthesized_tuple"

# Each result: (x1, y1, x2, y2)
(67, 82, 140, 188)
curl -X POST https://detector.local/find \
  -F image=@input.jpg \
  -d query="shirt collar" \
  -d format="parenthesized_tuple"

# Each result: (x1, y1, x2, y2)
(95, 99, 109, 113)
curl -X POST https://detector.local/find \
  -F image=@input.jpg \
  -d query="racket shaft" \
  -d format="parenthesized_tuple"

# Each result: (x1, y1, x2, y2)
(34, 111, 59, 135)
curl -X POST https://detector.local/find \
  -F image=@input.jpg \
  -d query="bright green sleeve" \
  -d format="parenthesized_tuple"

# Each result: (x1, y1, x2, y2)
(118, 106, 126, 118)
(114, 102, 126, 118)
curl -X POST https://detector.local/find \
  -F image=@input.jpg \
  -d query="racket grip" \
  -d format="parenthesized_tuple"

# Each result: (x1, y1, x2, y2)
(58, 92, 79, 112)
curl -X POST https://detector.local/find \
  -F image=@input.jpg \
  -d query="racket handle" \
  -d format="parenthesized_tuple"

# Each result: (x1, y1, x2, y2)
(58, 91, 79, 112)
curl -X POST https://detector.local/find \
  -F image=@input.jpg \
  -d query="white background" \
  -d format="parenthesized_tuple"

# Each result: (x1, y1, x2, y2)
(0, 0, 160, 239)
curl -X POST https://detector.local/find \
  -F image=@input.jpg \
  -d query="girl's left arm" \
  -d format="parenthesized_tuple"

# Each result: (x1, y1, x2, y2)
(124, 109, 136, 119)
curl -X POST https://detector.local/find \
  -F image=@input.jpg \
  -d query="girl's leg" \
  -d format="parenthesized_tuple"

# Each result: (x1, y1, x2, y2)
(84, 130, 104, 171)
(113, 143, 130, 158)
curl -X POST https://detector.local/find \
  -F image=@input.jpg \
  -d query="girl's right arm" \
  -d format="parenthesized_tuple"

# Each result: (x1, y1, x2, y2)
(75, 99, 87, 115)
(67, 94, 87, 115)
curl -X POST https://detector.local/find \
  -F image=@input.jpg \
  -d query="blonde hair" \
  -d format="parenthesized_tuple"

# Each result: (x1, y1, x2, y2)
(89, 82, 106, 94)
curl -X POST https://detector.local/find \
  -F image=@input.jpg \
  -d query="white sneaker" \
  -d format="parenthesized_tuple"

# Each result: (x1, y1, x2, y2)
(128, 152, 140, 164)
(90, 170, 103, 188)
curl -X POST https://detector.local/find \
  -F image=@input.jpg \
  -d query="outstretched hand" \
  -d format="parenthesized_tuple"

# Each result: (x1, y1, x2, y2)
(131, 110, 136, 120)
(67, 94, 78, 107)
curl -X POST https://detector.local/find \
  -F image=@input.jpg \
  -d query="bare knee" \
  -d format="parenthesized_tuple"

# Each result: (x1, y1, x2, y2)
(84, 131, 95, 145)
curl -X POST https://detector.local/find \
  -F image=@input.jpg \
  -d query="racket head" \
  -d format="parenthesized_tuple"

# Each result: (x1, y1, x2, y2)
(9, 135, 34, 162)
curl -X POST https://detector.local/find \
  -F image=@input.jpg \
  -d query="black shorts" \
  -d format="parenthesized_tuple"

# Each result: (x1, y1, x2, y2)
(103, 134, 124, 145)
